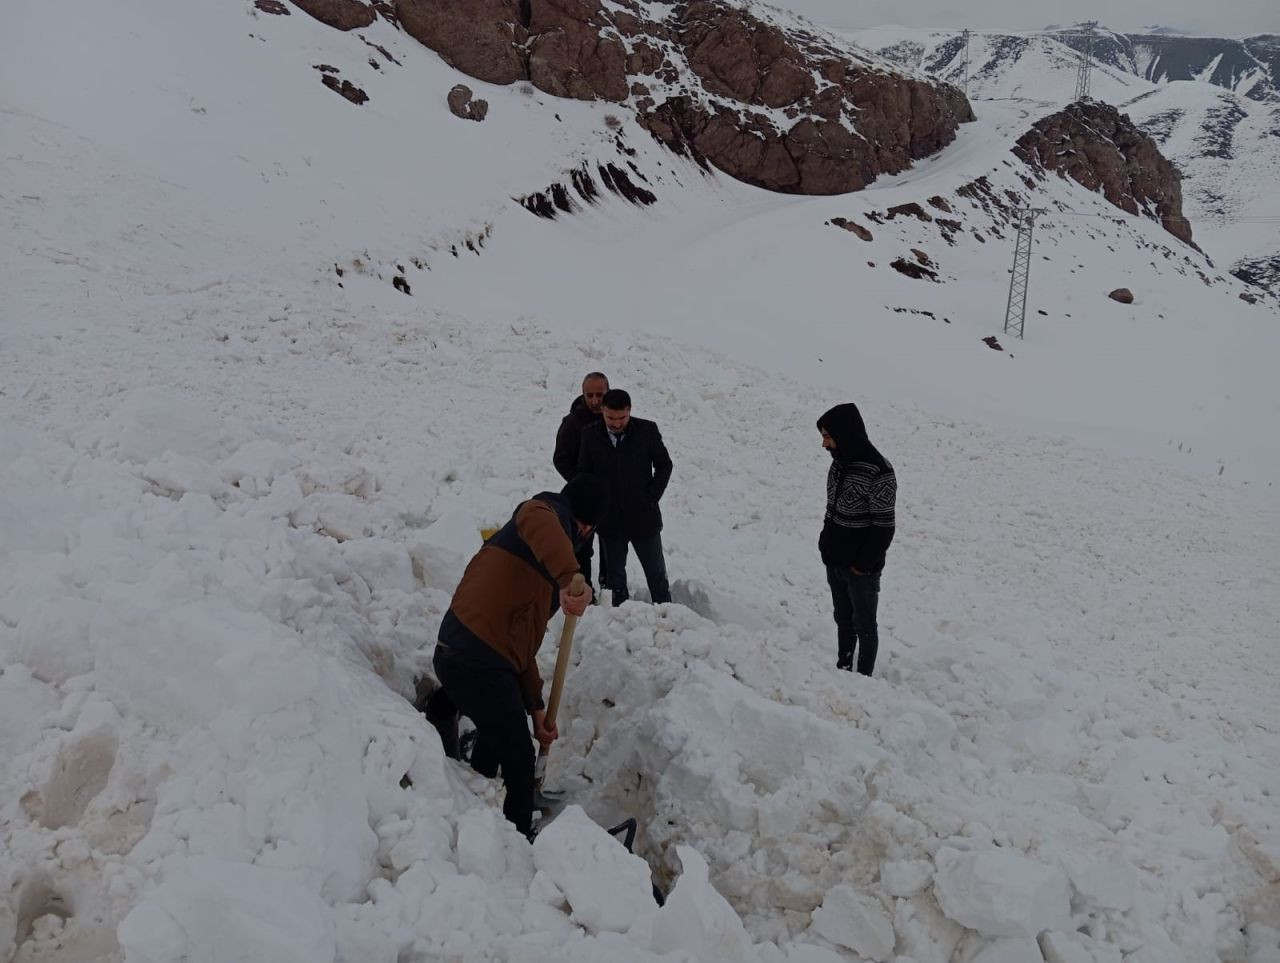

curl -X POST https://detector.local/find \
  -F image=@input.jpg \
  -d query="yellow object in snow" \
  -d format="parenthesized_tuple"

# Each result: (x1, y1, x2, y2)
(480, 526, 501, 542)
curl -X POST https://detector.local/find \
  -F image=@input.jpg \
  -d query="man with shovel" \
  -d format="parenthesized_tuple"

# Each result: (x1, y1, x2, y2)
(424, 475, 605, 838)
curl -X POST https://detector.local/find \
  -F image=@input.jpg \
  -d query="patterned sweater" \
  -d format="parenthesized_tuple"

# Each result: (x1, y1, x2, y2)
(819, 456, 897, 572)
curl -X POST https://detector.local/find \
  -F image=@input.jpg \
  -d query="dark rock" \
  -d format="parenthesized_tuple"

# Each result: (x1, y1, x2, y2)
(983, 335, 1004, 351)
(886, 202, 932, 221)
(927, 195, 952, 212)
(255, 0, 291, 14)
(830, 217, 872, 241)
(1108, 287, 1135, 304)
(890, 257, 938, 281)
(321, 74, 369, 104)
(447, 84, 489, 121)
(290, 0, 376, 29)
(910, 248, 931, 265)
(1013, 101, 1193, 244)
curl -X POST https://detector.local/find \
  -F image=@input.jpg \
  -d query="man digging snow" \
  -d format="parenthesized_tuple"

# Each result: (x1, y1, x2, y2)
(424, 475, 605, 838)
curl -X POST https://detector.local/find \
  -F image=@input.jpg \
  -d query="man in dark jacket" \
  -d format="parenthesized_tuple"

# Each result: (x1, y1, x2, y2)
(423, 475, 604, 837)
(553, 372, 609, 593)
(817, 403, 896, 675)
(577, 389, 673, 606)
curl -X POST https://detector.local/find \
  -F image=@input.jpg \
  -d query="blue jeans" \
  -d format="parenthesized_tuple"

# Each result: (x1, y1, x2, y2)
(601, 532, 671, 606)
(826, 565, 881, 675)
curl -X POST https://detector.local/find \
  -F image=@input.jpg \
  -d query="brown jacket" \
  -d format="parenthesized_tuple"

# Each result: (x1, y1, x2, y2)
(445, 497, 579, 711)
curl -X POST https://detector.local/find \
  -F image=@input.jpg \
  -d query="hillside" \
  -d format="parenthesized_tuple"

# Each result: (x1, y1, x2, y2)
(2, 2, 1279, 962)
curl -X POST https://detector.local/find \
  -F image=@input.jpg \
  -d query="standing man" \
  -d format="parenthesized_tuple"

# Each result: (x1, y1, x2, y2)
(423, 476, 604, 838)
(578, 389, 673, 606)
(554, 372, 609, 595)
(817, 403, 897, 675)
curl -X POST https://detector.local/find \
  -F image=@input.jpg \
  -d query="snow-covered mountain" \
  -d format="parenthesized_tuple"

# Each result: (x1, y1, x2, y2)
(2, 2, 1278, 962)
(850, 24, 1280, 298)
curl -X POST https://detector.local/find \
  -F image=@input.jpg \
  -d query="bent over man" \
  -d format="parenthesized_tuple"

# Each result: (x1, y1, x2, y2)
(817, 403, 896, 675)
(424, 475, 604, 836)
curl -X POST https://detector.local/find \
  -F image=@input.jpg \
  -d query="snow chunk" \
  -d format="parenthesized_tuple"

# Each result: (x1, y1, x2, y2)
(1041, 930, 1123, 963)
(650, 845, 759, 961)
(971, 937, 1044, 963)
(532, 805, 655, 935)
(15, 597, 97, 683)
(1061, 852, 1137, 911)
(809, 884, 895, 961)
(882, 858, 935, 897)
(118, 857, 335, 963)
(933, 847, 1071, 938)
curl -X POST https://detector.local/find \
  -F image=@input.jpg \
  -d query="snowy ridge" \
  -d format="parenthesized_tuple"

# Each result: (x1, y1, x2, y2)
(849, 24, 1280, 299)
(3, 0, 1280, 961)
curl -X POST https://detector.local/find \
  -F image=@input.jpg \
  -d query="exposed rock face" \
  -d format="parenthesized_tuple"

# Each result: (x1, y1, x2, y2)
(447, 84, 489, 121)
(830, 217, 872, 241)
(1013, 101, 1192, 245)
(391, 0, 972, 195)
(397, 0, 525, 85)
(1109, 288, 1135, 304)
(289, 0, 376, 30)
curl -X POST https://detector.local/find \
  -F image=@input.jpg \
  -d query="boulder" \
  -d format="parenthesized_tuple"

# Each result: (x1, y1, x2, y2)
(1108, 288, 1134, 303)
(447, 84, 489, 121)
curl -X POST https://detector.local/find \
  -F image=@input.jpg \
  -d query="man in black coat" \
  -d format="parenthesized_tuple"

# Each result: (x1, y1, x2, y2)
(553, 372, 609, 592)
(577, 388, 673, 606)
(817, 402, 897, 675)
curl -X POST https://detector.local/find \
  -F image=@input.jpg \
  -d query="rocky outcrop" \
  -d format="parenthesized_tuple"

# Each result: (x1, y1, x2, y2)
(1108, 288, 1134, 304)
(389, 0, 972, 195)
(447, 84, 489, 121)
(1013, 101, 1192, 244)
(289, 0, 376, 30)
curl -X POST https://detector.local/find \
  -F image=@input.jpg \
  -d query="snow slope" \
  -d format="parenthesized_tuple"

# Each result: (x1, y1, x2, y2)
(2, 2, 1279, 962)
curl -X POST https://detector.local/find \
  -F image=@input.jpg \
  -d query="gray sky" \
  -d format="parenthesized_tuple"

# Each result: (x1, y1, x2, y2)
(767, 0, 1278, 38)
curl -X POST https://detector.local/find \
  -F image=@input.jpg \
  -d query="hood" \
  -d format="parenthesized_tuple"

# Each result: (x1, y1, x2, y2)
(817, 403, 882, 466)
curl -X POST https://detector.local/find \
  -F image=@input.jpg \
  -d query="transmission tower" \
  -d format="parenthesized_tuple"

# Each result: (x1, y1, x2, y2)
(1073, 21, 1098, 101)
(961, 29, 971, 95)
(1002, 209, 1047, 339)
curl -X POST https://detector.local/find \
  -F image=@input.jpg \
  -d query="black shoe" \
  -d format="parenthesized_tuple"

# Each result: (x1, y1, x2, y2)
(837, 657, 853, 671)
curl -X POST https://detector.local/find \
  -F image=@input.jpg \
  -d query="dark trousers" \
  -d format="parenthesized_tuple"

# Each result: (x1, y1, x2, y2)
(600, 532, 670, 606)
(575, 531, 607, 590)
(826, 565, 882, 675)
(428, 647, 535, 836)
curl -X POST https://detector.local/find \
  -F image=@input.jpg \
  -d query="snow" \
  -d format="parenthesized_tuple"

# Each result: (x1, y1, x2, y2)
(2, 0, 1279, 962)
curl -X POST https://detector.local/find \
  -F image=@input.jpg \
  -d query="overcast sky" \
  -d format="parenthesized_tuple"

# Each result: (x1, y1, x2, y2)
(767, 0, 1278, 37)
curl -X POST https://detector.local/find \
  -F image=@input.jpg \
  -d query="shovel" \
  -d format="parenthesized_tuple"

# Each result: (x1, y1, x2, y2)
(533, 572, 586, 813)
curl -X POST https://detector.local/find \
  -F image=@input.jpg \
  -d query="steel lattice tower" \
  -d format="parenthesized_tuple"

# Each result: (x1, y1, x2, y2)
(961, 29, 971, 95)
(1074, 21, 1098, 101)
(1003, 209, 1047, 340)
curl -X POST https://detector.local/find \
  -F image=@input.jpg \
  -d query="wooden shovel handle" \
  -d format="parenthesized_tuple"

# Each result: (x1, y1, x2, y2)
(544, 572, 587, 730)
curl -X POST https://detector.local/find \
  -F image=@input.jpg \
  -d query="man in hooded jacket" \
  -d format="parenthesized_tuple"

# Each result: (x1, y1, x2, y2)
(423, 475, 605, 837)
(554, 372, 609, 593)
(817, 403, 897, 674)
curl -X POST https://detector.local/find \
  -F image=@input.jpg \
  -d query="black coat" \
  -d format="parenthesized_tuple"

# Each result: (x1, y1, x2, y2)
(553, 397, 601, 482)
(577, 418, 673, 539)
